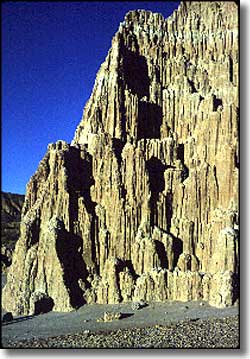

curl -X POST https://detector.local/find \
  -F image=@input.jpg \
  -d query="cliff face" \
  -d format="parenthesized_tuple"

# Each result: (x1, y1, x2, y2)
(1, 192, 24, 225)
(1, 192, 25, 270)
(3, 1, 239, 315)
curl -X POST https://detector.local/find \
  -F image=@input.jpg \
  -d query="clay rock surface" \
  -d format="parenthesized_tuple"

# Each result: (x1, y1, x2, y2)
(3, 1, 239, 315)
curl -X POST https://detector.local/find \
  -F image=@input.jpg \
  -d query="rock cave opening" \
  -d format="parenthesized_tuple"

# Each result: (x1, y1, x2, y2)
(177, 144, 189, 182)
(172, 236, 183, 268)
(122, 48, 150, 99)
(56, 228, 90, 308)
(34, 296, 54, 315)
(29, 217, 41, 247)
(146, 157, 166, 227)
(154, 240, 168, 268)
(212, 95, 223, 112)
(112, 138, 124, 167)
(137, 101, 162, 139)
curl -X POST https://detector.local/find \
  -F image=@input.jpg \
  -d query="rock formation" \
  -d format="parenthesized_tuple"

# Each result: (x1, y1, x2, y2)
(1, 192, 25, 270)
(3, 1, 239, 315)
(1, 192, 25, 247)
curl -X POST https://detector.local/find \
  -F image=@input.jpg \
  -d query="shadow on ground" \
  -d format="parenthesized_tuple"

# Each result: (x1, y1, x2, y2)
(2, 315, 35, 326)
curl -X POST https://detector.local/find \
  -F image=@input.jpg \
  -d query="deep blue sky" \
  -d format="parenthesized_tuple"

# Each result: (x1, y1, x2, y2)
(2, 1, 180, 194)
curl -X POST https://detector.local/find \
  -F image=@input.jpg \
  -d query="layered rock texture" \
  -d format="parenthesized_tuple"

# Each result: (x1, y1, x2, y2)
(1, 192, 25, 270)
(3, 1, 239, 315)
(1, 192, 25, 247)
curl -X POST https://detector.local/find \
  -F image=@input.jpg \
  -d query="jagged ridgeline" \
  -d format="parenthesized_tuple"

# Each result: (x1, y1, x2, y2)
(3, 1, 239, 315)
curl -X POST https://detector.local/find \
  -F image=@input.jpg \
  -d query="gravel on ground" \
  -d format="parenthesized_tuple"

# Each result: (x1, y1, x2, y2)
(3, 315, 239, 349)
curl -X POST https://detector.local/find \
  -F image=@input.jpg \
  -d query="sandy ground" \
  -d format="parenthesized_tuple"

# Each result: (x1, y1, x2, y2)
(1, 274, 239, 348)
(2, 300, 238, 346)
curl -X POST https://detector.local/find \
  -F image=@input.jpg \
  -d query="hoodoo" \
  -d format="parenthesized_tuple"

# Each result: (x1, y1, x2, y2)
(3, 1, 239, 315)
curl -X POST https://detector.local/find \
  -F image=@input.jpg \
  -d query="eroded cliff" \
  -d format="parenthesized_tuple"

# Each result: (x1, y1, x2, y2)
(1, 192, 25, 271)
(3, 1, 239, 315)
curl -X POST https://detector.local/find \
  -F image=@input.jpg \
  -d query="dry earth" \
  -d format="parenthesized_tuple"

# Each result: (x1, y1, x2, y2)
(2, 293, 239, 349)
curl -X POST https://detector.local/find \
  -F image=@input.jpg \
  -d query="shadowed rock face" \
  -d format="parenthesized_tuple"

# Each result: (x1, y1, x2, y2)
(3, 1, 239, 315)
(1, 192, 25, 246)
(1, 192, 25, 270)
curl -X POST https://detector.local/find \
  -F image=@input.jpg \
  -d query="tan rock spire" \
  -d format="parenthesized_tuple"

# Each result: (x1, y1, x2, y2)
(3, 1, 239, 315)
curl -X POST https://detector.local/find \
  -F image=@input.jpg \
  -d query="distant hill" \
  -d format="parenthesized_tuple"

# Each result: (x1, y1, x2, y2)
(1, 192, 25, 250)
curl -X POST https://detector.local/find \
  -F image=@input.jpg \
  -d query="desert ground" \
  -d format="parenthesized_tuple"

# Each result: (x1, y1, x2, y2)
(2, 272, 239, 349)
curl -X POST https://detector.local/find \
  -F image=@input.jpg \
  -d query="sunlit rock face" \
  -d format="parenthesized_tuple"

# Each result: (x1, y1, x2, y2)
(3, 1, 239, 315)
